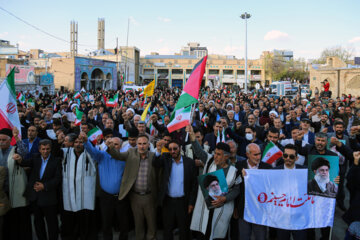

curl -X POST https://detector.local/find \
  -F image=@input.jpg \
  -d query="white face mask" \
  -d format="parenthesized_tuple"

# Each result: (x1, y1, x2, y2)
(245, 133, 253, 141)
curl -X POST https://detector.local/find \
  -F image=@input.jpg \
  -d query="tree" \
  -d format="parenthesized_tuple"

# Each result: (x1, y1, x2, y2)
(317, 45, 355, 63)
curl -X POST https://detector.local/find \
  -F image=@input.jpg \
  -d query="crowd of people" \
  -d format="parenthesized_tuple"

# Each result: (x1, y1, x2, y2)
(0, 85, 360, 240)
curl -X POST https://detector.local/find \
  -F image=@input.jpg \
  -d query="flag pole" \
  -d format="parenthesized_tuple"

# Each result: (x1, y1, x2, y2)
(185, 103, 196, 142)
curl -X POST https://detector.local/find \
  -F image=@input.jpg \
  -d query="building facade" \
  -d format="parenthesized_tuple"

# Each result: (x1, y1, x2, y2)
(309, 56, 360, 97)
(140, 53, 265, 89)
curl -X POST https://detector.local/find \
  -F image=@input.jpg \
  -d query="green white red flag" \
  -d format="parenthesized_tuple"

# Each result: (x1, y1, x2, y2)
(167, 106, 192, 133)
(16, 92, 26, 106)
(87, 127, 103, 145)
(106, 93, 119, 108)
(261, 141, 283, 165)
(0, 68, 21, 145)
(74, 107, 83, 126)
(62, 94, 68, 102)
(74, 91, 81, 99)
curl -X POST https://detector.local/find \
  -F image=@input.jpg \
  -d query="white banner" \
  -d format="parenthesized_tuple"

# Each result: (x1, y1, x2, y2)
(122, 85, 145, 92)
(244, 169, 335, 230)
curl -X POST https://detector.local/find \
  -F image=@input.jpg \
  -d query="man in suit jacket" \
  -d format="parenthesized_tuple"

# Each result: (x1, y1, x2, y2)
(14, 139, 61, 240)
(107, 134, 158, 240)
(235, 143, 272, 240)
(153, 140, 197, 240)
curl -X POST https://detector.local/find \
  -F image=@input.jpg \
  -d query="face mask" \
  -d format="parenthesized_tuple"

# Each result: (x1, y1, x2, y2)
(245, 133, 253, 141)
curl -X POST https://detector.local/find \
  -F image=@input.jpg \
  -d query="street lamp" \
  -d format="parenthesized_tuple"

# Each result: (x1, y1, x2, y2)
(240, 12, 251, 93)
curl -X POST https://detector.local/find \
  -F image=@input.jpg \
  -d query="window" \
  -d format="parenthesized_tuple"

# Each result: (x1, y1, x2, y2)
(172, 69, 183, 74)
(209, 69, 219, 74)
(144, 69, 154, 74)
(223, 70, 233, 75)
(237, 70, 245, 75)
(186, 69, 192, 74)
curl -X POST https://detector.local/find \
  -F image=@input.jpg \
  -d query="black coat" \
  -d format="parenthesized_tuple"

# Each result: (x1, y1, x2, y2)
(153, 153, 197, 207)
(21, 153, 62, 207)
(235, 160, 272, 218)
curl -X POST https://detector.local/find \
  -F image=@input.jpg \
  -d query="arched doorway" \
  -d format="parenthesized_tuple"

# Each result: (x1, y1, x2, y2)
(81, 72, 89, 90)
(91, 68, 104, 90)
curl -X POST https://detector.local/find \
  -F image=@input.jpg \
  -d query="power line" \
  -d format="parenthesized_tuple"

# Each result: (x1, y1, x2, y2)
(0, 6, 95, 48)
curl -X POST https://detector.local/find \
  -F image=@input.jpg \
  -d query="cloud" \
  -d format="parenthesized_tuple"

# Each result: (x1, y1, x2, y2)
(349, 36, 360, 43)
(0, 32, 8, 38)
(157, 17, 171, 23)
(129, 16, 139, 26)
(264, 30, 290, 41)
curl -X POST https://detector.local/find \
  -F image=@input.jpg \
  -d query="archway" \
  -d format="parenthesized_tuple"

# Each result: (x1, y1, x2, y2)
(91, 68, 104, 89)
(81, 72, 89, 90)
(347, 75, 360, 89)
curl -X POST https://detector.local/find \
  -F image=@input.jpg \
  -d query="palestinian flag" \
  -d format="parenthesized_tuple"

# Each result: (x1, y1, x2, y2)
(0, 68, 21, 145)
(106, 93, 119, 108)
(174, 56, 207, 111)
(62, 94, 68, 102)
(262, 141, 283, 165)
(74, 91, 81, 99)
(74, 107, 83, 126)
(87, 127, 103, 145)
(167, 105, 192, 133)
(16, 92, 26, 106)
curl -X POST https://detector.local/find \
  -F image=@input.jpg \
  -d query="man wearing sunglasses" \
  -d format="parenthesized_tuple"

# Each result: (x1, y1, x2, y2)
(153, 140, 197, 240)
(275, 144, 307, 170)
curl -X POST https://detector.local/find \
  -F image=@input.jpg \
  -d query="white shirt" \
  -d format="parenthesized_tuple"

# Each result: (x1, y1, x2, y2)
(247, 160, 259, 169)
(284, 165, 296, 170)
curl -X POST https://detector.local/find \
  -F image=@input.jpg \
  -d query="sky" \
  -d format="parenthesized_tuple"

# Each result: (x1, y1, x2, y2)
(1, 0, 360, 60)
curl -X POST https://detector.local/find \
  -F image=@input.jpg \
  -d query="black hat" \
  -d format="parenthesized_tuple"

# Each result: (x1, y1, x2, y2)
(301, 117, 310, 123)
(0, 128, 12, 138)
(203, 174, 219, 189)
(128, 127, 139, 138)
(311, 157, 330, 171)
(215, 142, 230, 153)
(103, 128, 113, 137)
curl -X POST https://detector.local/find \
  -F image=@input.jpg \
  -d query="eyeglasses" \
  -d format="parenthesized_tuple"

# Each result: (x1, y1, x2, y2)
(168, 147, 178, 151)
(283, 153, 296, 160)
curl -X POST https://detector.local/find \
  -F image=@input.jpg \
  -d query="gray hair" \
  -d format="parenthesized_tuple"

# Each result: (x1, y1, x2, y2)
(226, 140, 238, 149)
(315, 132, 327, 140)
(134, 114, 141, 120)
(246, 143, 260, 154)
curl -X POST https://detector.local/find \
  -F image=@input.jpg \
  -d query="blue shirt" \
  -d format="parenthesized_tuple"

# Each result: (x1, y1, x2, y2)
(84, 140, 125, 195)
(168, 156, 185, 198)
(40, 155, 50, 179)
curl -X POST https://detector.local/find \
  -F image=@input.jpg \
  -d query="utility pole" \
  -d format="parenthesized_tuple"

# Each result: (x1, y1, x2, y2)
(240, 12, 251, 93)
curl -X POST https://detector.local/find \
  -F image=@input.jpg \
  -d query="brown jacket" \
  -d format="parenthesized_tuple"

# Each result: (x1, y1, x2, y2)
(108, 148, 158, 201)
(0, 167, 10, 216)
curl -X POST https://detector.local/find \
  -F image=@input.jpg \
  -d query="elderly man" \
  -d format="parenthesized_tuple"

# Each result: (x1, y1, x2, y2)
(189, 128, 241, 240)
(235, 143, 272, 240)
(0, 128, 31, 240)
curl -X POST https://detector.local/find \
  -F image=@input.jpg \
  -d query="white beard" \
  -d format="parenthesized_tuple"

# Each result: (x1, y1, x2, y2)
(208, 188, 222, 200)
(314, 173, 330, 192)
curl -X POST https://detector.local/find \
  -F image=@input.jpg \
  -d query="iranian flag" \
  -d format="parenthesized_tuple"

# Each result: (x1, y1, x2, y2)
(305, 100, 311, 112)
(74, 108, 84, 126)
(16, 92, 26, 106)
(201, 113, 207, 127)
(174, 56, 207, 111)
(87, 127, 103, 145)
(149, 122, 156, 136)
(167, 105, 192, 133)
(62, 94, 68, 102)
(261, 141, 283, 165)
(106, 93, 119, 108)
(0, 68, 21, 145)
(253, 92, 257, 99)
(74, 91, 81, 99)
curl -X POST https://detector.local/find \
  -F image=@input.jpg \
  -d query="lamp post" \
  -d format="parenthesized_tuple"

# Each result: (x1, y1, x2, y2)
(240, 12, 251, 93)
